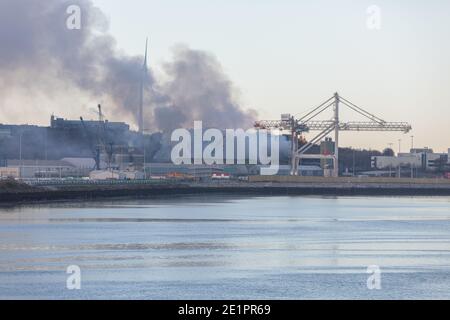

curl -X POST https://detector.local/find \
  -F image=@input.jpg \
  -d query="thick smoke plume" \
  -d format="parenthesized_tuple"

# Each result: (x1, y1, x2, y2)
(0, 0, 256, 131)
(155, 46, 256, 131)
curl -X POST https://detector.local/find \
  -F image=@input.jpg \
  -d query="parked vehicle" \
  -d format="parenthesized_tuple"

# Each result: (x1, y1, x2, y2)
(212, 173, 231, 180)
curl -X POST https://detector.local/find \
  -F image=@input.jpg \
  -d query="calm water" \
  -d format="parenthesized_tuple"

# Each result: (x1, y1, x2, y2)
(0, 195, 449, 300)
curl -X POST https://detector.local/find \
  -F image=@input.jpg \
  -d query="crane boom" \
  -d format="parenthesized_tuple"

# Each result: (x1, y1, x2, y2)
(255, 120, 411, 133)
(305, 120, 411, 132)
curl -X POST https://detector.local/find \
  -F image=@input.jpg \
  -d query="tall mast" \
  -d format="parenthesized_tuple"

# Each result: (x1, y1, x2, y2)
(139, 38, 148, 135)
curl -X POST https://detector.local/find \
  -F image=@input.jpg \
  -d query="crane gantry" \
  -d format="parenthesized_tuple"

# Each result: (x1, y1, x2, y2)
(255, 93, 412, 177)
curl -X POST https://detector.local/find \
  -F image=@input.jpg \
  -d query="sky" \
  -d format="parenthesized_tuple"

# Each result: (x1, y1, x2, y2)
(3, 0, 449, 152)
(89, 0, 450, 152)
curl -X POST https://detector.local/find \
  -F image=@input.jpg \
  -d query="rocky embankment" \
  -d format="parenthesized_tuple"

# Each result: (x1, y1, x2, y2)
(1, 178, 450, 206)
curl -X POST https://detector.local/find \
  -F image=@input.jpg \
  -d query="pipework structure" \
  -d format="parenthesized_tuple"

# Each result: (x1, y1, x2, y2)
(255, 93, 412, 177)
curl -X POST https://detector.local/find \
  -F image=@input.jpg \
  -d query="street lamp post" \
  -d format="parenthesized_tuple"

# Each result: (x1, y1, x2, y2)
(353, 149, 356, 177)
(411, 136, 415, 179)
(398, 140, 402, 178)
(143, 146, 146, 179)
(19, 131, 24, 179)
(19, 133, 22, 162)
(388, 143, 394, 178)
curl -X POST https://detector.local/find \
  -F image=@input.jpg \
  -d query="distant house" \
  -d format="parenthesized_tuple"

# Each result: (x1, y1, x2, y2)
(0, 167, 20, 179)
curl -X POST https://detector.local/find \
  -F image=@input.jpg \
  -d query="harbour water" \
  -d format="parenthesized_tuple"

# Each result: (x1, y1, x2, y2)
(0, 195, 449, 300)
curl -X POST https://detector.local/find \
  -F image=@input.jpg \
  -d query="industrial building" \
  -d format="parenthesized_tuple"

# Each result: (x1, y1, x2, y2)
(0, 156, 113, 179)
(89, 170, 145, 181)
(0, 114, 149, 171)
(50, 115, 130, 132)
(371, 148, 450, 176)
(371, 154, 422, 170)
(1, 160, 78, 179)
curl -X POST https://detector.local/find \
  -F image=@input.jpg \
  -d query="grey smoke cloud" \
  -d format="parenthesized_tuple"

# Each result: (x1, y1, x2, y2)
(155, 46, 257, 131)
(0, 0, 256, 131)
(0, 0, 153, 124)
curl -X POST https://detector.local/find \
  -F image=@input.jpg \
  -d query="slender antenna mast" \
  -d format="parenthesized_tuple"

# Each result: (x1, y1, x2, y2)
(139, 37, 148, 135)
(144, 37, 148, 71)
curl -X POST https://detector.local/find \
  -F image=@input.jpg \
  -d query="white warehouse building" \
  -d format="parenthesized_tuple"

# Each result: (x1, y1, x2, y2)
(372, 148, 450, 172)
(371, 154, 422, 170)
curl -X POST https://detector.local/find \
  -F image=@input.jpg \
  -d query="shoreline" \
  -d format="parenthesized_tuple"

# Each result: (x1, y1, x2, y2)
(2, 181, 450, 207)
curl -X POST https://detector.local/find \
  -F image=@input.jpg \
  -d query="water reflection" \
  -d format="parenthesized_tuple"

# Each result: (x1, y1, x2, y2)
(0, 196, 450, 299)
